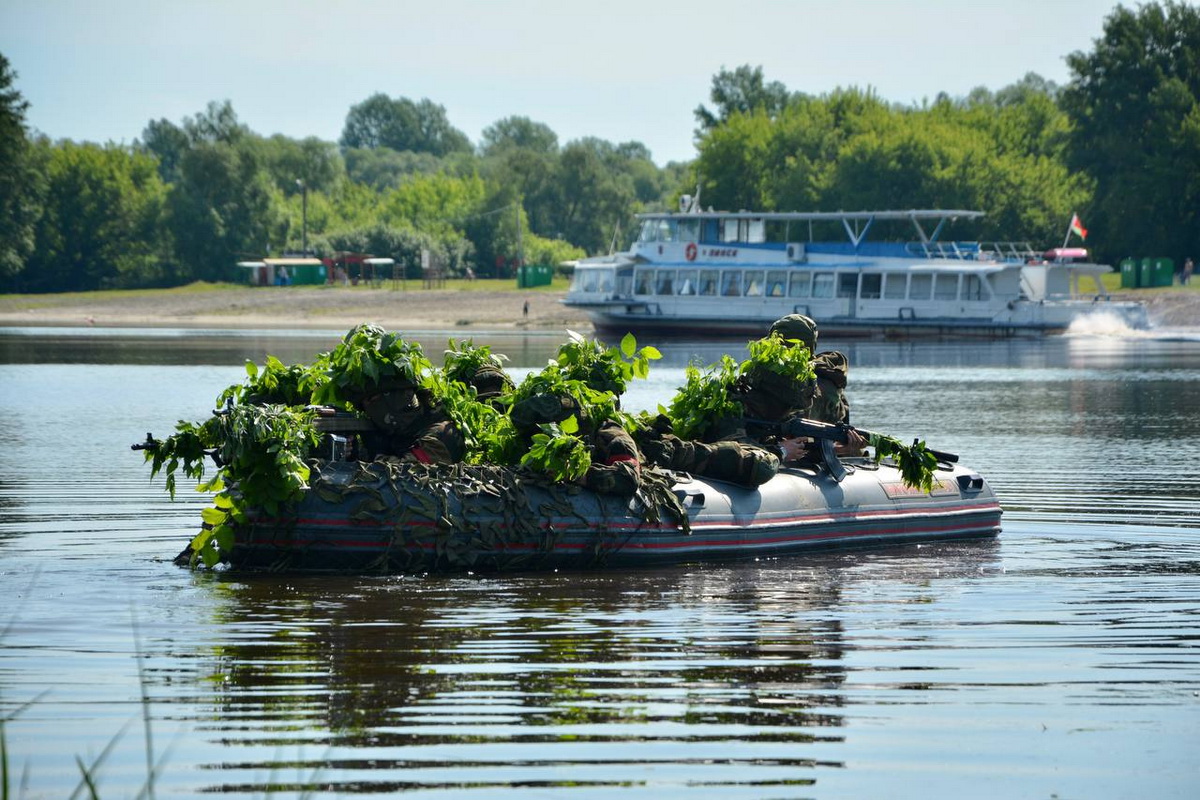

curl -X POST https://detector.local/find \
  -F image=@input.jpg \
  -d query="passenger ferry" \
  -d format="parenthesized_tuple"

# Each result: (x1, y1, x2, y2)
(563, 205, 1149, 337)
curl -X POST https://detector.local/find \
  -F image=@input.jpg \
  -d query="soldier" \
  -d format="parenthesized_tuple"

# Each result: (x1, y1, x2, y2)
(638, 326, 818, 487)
(360, 379, 465, 464)
(509, 390, 643, 497)
(767, 314, 864, 458)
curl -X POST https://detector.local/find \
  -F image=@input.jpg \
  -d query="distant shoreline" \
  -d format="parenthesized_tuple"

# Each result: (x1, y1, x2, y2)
(0, 282, 1197, 332)
(0, 282, 593, 334)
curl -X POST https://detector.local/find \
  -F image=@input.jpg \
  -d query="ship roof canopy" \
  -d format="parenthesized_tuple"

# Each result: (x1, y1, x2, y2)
(634, 209, 984, 222)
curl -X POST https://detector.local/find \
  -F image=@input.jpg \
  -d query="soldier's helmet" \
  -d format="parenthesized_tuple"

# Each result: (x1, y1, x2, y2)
(768, 314, 818, 352)
(470, 365, 515, 402)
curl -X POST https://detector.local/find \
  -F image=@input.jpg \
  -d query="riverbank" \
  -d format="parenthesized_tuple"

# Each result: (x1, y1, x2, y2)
(0, 281, 592, 332)
(0, 281, 1196, 330)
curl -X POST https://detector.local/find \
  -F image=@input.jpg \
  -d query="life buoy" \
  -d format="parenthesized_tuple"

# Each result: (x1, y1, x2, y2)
(685, 243, 698, 262)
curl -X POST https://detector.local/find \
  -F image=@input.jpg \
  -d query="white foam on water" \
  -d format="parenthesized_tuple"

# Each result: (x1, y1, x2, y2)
(1065, 311, 1200, 341)
(1064, 310, 1139, 337)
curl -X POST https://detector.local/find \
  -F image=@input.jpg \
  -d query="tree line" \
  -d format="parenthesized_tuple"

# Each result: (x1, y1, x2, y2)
(1, 1, 1197, 294)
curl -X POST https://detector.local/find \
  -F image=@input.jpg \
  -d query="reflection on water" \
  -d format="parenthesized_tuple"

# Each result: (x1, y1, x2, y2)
(1, 328, 1198, 798)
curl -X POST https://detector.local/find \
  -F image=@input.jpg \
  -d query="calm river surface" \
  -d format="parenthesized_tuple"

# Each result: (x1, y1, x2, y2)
(1, 325, 1198, 799)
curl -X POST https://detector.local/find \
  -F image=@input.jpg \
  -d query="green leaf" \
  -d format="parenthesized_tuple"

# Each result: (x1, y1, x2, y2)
(620, 332, 637, 358)
(200, 506, 229, 525)
(212, 524, 234, 553)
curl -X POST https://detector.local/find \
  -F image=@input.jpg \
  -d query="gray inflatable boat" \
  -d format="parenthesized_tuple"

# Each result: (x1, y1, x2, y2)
(225, 454, 1002, 573)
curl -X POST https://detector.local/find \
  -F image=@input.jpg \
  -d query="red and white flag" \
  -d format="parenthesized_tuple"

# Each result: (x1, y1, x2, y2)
(1069, 213, 1088, 240)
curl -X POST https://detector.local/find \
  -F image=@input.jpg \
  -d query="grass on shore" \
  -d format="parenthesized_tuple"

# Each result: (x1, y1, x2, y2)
(0, 276, 571, 306)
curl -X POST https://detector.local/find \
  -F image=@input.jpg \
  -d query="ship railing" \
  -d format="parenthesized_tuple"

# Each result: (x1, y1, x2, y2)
(979, 242, 1041, 262)
(906, 241, 1041, 262)
(906, 241, 984, 260)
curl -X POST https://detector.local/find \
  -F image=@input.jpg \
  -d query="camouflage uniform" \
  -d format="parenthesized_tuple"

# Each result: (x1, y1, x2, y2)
(769, 313, 851, 425)
(510, 392, 642, 497)
(640, 315, 834, 487)
(639, 362, 816, 488)
(807, 350, 850, 424)
(361, 384, 465, 464)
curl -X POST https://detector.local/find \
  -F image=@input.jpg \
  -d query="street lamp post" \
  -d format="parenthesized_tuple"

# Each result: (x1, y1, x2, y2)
(295, 179, 308, 255)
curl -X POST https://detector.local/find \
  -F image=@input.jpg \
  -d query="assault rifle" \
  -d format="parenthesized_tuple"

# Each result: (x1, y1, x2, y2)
(752, 416, 958, 482)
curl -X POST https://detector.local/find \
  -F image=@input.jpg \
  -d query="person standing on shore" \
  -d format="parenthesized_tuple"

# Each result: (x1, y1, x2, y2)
(1183, 258, 1194, 286)
(523, 299, 529, 319)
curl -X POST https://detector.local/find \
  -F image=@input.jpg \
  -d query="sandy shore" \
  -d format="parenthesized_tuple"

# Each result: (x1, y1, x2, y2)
(0, 284, 593, 333)
(0, 283, 1196, 331)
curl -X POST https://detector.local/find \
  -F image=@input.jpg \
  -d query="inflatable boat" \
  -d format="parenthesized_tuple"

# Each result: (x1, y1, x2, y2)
(223, 454, 1002, 573)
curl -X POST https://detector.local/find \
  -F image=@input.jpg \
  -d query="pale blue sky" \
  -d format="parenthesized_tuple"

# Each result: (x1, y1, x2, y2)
(1, 0, 1126, 165)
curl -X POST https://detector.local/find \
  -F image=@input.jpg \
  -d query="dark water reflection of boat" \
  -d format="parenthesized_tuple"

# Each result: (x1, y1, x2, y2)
(0, 328, 1198, 798)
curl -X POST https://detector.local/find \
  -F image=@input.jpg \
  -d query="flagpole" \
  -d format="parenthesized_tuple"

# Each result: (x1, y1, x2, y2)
(1063, 214, 1073, 249)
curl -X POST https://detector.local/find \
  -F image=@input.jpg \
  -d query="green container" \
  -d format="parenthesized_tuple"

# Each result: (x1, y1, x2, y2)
(1139, 258, 1154, 289)
(517, 264, 553, 289)
(1152, 257, 1175, 287)
(291, 264, 327, 285)
(1120, 258, 1139, 288)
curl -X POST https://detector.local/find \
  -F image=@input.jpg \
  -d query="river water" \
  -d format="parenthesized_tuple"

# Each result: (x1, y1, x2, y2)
(1, 325, 1198, 799)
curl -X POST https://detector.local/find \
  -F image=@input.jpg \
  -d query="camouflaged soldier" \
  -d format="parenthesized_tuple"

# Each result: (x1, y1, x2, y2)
(468, 364, 515, 406)
(510, 391, 642, 497)
(767, 314, 864, 457)
(768, 314, 849, 424)
(637, 332, 818, 487)
(639, 424, 780, 487)
(361, 380, 465, 465)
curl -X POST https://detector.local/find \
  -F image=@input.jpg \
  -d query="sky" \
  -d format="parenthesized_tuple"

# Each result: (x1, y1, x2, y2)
(2, 0, 1127, 166)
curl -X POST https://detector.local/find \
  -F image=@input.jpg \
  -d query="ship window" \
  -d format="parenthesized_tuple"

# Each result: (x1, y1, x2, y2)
(655, 270, 675, 295)
(746, 219, 765, 243)
(861, 273, 882, 299)
(744, 270, 765, 296)
(599, 270, 614, 293)
(963, 274, 985, 300)
(699, 270, 719, 296)
(677, 269, 697, 295)
(657, 219, 678, 243)
(837, 274, 858, 298)
(637, 220, 659, 243)
(883, 274, 907, 299)
(721, 271, 742, 296)
(678, 220, 700, 243)
(813, 273, 835, 298)
(788, 272, 812, 298)
(767, 271, 787, 297)
(581, 270, 598, 293)
(634, 271, 653, 295)
(722, 219, 739, 242)
(934, 274, 959, 300)
(909, 274, 933, 300)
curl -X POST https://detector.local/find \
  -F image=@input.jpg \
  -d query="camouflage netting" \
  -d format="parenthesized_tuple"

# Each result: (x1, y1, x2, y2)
(268, 459, 692, 572)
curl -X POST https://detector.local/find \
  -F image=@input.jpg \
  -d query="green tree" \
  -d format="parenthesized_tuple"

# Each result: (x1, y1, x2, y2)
(382, 171, 487, 242)
(140, 100, 249, 184)
(695, 65, 796, 133)
(344, 146, 445, 189)
(23, 141, 169, 292)
(1061, 1, 1200, 262)
(340, 93, 472, 157)
(479, 116, 559, 156)
(254, 134, 344, 195)
(0, 53, 41, 285)
(168, 140, 276, 281)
